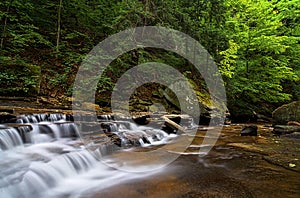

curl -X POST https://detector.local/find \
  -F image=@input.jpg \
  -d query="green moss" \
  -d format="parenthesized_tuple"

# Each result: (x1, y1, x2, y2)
(273, 101, 300, 124)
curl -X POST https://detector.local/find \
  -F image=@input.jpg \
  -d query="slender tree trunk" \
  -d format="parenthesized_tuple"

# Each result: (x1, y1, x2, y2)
(1, 0, 12, 49)
(245, 31, 250, 78)
(56, 0, 63, 54)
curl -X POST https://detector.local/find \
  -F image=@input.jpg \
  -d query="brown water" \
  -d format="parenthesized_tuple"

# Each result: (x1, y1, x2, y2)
(1, 118, 299, 198)
(85, 124, 300, 198)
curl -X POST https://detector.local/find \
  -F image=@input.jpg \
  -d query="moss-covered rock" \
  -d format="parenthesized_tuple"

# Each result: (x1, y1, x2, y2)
(272, 101, 300, 125)
(163, 81, 209, 115)
(163, 80, 228, 124)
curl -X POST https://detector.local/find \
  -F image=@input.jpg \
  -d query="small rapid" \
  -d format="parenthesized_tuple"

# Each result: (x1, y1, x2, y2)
(0, 127, 23, 151)
(0, 113, 178, 198)
(1, 113, 298, 197)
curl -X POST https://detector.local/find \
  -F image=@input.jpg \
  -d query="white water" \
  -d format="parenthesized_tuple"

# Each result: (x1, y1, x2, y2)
(0, 114, 173, 198)
(0, 128, 23, 150)
(0, 141, 160, 198)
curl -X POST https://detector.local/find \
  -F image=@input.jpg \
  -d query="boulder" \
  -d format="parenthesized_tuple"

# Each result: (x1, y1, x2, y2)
(163, 80, 228, 125)
(163, 81, 209, 115)
(272, 101, 300, 125)
(240, 125, 258, 136)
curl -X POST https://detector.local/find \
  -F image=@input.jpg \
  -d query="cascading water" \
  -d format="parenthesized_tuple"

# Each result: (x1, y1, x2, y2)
(15, 125, 32, 143)
(0, 113, 178, 198)
(1, 150, 97, 198)
(0, 127, 23, 150)
(13, 114, 67, 124)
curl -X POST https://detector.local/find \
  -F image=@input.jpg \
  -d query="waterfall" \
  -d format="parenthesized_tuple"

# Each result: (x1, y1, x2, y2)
(98, 114, 114, 121)
(0, 150, 98, 198)
(36, 123, 78, 140)
(15, 125, 32, 143)
(100, 122, 119, 132)
(0, 122, 79, 149)
(0, 113, 181, 198)
(48, 114, 65, 122)
(34, 114, 48, 122)
(0, 127, 23, 150)
(14, 114, 66, 124)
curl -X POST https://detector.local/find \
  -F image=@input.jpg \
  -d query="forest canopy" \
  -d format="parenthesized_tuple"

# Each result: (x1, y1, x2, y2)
(0, 0, 299, 119)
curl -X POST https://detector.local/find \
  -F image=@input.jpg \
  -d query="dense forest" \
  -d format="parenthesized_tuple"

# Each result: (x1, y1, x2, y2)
(0, 0, 299, 120)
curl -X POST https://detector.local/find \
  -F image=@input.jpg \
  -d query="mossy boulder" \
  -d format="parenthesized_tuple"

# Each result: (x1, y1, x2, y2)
(163, 81, 209, 115)
(272, 101, 300, 125)
(163, 80, 227, 124)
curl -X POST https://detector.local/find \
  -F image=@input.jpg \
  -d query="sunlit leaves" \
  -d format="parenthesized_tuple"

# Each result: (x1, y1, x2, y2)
(220, 0, 298, 104)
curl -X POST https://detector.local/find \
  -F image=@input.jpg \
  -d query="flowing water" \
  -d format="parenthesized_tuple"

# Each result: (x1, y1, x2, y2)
(0, 114, 299, 198)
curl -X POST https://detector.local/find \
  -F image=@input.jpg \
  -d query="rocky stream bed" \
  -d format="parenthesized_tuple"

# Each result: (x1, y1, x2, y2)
(0, 101, 299, 198)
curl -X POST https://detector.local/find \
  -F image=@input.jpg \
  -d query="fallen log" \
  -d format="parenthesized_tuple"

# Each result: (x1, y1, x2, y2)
(162, 115, 186, 133)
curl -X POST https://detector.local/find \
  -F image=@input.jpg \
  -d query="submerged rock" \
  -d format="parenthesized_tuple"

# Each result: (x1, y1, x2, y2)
(273, 125, 300, 135)
(240, 125, 258, 136)
(283, 132, 300, 139)
(272, 101, 300, 125)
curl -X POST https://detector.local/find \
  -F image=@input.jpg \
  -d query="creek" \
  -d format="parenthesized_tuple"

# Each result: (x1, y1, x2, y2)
(0, 113, 299, 198)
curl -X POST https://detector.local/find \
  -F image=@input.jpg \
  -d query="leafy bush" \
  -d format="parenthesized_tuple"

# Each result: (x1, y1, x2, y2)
(0, 57, 41, 96)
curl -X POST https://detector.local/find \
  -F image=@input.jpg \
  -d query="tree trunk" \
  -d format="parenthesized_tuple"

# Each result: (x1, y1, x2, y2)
(56, 0, 63, 54)
(0, 0, 12, 49)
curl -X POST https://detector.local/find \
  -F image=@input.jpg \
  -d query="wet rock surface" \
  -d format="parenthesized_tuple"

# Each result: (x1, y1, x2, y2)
(240, 125, 258, 136)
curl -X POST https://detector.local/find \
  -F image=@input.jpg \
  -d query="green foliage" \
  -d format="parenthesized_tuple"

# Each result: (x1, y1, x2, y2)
(0, 0, 299, 117)
(219, 40, 239, 78)
(0, 57, 40, 96)
(274, 0, 300, 100)
(220, 0, 299, 106)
